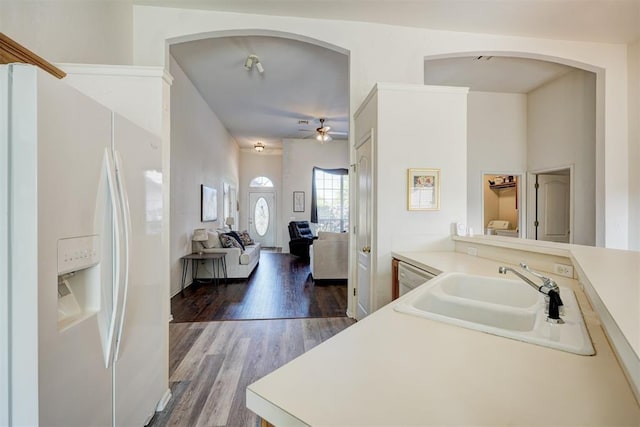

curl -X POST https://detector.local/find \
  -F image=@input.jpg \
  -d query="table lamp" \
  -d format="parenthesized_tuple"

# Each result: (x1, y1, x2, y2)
(225, 216, 235, 231)
(192, 228, 208, 255)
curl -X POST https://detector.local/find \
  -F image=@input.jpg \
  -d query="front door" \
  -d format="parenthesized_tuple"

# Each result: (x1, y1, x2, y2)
(355, 131, 373, 319)
(249, 192, 276, 247)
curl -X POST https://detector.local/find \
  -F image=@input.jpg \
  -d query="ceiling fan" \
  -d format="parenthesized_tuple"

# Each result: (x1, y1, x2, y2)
(299, 118, 348, 143)
(316, 118, 333, 142)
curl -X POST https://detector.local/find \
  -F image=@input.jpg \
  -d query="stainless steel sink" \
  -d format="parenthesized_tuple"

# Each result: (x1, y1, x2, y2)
(394, 272, 595, 355)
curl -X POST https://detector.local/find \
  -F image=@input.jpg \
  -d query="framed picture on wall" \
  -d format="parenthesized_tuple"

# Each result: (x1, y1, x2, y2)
(407, 168, 440, 210)
(201, 184, 218, 222)
(293, 191, 305, 212)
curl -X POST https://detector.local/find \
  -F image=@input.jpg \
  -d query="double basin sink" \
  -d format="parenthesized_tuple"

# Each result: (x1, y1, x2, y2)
(394, 272, 594, 355)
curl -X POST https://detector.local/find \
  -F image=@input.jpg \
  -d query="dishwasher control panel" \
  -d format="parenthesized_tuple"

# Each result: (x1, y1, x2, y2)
(398, 261, 436, 297)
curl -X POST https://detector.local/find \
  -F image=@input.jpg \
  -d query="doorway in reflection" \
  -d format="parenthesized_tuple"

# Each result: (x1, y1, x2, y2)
(482, 173, 522, 237)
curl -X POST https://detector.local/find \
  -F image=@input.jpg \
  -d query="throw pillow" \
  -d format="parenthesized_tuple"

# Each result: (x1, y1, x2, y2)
(239, 230, 255, 246)
(219, 234, 243, 250)
(226, 231, 245, 250)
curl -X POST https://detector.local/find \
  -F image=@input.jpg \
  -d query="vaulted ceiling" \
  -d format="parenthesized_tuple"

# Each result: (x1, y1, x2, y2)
(171, 36, 349, 150)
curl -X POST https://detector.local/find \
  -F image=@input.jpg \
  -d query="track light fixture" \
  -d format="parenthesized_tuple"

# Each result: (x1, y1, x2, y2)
(244, 54, 264, 73)
(254, 141, 265, 152)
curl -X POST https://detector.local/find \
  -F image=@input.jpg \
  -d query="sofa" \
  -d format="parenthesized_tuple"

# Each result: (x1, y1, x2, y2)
(192, 230, 261, 279)
(309, 231, 349, 280)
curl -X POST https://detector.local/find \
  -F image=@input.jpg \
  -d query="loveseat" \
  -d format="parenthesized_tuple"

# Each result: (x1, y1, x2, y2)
(192, 230, 261, 279)
(309, 231, 349, 280)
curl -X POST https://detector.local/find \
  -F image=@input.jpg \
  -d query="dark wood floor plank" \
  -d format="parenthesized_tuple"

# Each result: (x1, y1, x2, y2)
(195, 337, 251, 426)
(171, 322, 222, 382)
(168, 325, 205, 378)
(168, 354, 225, 427)
(171, 253, 347, 322)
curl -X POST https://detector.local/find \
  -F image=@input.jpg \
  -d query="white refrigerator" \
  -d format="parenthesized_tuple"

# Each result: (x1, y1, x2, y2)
(1, 64, 169, 426)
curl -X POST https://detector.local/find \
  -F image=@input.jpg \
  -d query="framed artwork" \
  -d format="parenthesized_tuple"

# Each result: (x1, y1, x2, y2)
(201, 184, 218, 222)
(293, 191, 305, 212)
(407, 168, 440, 211)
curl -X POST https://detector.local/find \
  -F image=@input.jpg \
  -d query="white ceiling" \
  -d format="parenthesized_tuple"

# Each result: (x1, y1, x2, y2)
(171, 36, 349, 150)
(162, 1, 637, 149)
(424, 56, 575, 93)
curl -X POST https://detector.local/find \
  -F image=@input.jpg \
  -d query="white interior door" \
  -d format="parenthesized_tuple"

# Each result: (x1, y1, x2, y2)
(535, 174, 571, 242)
(356, 132, 373, 319)
(249, 192, 276, 247)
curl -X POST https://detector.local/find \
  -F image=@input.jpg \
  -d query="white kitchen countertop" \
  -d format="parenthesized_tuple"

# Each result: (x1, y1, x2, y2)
(247, 248, 640, 426)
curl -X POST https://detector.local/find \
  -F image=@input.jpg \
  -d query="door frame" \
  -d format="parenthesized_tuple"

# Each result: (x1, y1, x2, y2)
(480, 170, 526, 238)
(527, 164, 574, 243)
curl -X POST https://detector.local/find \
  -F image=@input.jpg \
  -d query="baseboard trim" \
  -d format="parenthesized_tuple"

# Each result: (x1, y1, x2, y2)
(156, 388, 172, 412)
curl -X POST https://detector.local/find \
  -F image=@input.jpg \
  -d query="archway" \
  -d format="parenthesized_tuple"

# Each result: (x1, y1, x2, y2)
(424, 51, 603, 246)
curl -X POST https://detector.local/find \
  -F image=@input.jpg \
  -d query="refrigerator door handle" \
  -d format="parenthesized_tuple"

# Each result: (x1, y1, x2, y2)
(112, 150, 131, 362)
(101, 148, 122, 368)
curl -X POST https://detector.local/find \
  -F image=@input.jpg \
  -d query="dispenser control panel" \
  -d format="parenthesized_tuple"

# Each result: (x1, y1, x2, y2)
(57, 235, 100, 275)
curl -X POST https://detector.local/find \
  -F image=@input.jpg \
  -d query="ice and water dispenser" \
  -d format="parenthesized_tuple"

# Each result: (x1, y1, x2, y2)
(57, 235, 101, 330)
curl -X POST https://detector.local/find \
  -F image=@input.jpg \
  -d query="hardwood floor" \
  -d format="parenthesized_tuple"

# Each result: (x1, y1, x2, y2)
(171, 252, 348, 322)
(148, 317, 355, 427)
(151, 252, 353, 426)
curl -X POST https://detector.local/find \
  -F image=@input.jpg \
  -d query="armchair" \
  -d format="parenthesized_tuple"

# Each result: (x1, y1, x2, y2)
(288, 221, 316, 259)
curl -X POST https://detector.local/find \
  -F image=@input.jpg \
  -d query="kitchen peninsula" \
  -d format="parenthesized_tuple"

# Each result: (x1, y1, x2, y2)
(247, 236, 640, 426)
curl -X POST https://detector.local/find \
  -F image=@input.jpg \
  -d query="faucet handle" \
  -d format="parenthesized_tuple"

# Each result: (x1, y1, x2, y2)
(520, 262, 559, 291)
(520, 262, 546, 279)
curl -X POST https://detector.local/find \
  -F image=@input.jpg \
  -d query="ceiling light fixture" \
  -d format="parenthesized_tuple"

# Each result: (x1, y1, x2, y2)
(244, 54, 264, 73)
(316, 118, 333, 143)
(254, 141, 265, 152)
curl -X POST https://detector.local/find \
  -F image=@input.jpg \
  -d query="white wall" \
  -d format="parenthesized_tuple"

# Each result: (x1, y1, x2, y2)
(239, 149, 283, 245)
(132, 6, 631, 248)
(169, 56, 239, 296)
(629, 39, 640, 251)
(366, 84, 468, 308)
(59, 64, 170, 138)
(1, 0, 133, 65)
(467, 92, 527, 234)
(281, 139, 350, 251)
(527, 69, 596, 246)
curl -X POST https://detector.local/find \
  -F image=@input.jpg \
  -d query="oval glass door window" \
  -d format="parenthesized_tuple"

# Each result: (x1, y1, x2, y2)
(254, 197, 269, 236)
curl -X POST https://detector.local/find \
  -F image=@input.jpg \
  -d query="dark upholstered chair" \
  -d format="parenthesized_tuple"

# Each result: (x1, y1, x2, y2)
(288, 221, 316, 259)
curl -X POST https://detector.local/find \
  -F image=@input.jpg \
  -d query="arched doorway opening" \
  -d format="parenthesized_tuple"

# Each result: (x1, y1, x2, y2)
(424, 52, 601, 246)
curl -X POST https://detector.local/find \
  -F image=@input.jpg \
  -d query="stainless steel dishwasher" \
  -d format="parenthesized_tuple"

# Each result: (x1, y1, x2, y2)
(398, 261, 437, 296)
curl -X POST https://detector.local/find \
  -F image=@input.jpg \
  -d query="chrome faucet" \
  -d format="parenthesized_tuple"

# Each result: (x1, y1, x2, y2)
(498, 263, 564, 324)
